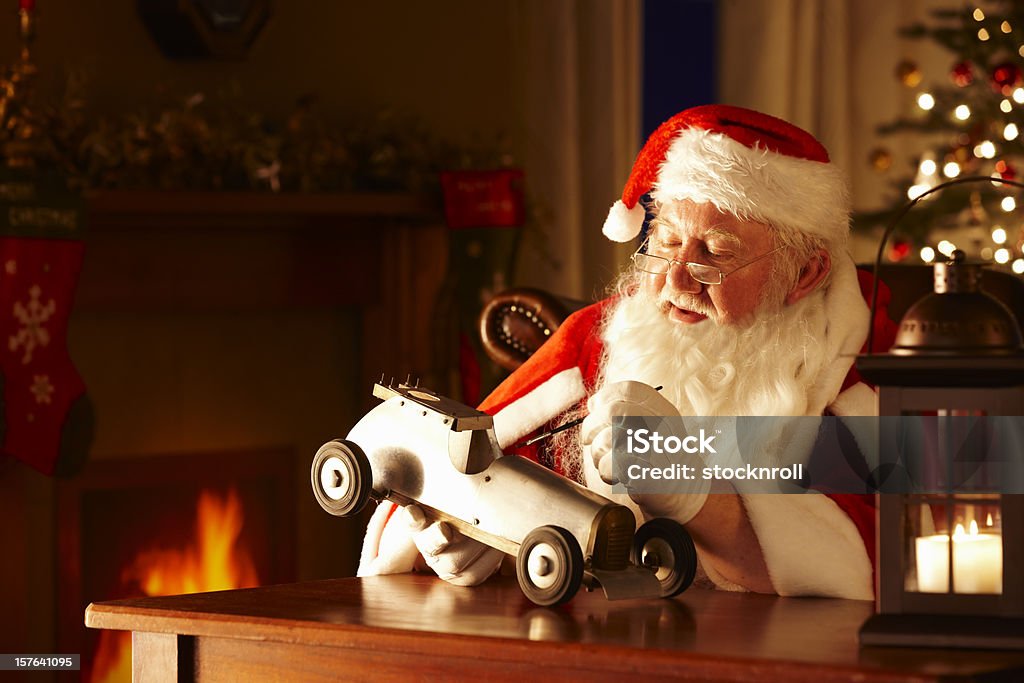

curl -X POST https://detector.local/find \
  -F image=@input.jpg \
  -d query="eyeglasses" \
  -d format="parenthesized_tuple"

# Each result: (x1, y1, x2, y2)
(631, 244, 784, 285)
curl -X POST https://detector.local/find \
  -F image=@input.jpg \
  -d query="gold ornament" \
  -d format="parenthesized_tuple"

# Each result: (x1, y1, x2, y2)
(896, 59, 922, 88)
(869, 147, 893, 172)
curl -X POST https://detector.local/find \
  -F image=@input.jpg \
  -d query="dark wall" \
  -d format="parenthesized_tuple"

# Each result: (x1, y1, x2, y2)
(1, 0, 523, 149)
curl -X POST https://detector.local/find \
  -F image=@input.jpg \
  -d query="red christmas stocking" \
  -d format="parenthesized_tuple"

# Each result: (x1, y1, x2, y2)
(1, 223, 93, 475)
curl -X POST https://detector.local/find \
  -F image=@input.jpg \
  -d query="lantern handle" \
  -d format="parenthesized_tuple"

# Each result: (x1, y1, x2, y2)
(867, 175, 1024, 355)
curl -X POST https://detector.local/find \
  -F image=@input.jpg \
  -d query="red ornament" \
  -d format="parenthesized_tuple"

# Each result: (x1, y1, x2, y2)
(992, 62, 1022, 92)
(951, 61, 974, 87)
(996, 159, 1017, 181)
(888, 238, 911, 263)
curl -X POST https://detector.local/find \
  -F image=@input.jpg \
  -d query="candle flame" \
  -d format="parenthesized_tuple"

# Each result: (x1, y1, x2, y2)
(987, 512, 994, 527)
(952, 520, 982, 539)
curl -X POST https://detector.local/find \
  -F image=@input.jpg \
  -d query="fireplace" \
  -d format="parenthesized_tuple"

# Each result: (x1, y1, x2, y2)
(0, 189, 448, 669)
(56, 449, 293, 681)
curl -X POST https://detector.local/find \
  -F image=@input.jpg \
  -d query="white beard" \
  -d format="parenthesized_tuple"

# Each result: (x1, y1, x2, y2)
(554, 285, 845, 485)
(598, 287, 836, 418)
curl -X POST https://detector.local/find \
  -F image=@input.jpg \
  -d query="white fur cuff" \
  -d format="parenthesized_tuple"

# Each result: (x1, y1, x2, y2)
(357, 501, 419, 577)
(740, 493, 873, 600)
(491, 367, 586, 449)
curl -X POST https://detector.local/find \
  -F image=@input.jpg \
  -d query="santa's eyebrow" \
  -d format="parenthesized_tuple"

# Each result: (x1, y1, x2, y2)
(648, 218, 743, 250)
(703, 227, 742, 248)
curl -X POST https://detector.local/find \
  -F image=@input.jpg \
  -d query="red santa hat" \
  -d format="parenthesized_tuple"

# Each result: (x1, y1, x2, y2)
(602, 104, 850, 245)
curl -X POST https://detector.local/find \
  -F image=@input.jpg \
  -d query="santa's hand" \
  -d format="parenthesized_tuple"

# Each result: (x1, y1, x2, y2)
(405, 505, 503, 587)
(581, 381, 679, 484)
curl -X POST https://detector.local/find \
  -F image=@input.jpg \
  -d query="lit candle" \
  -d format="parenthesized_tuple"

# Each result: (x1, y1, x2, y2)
(915, 521, 1003, 593)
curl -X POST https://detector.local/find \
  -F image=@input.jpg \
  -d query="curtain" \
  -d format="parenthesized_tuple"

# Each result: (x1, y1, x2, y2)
(510, 0, 642, 300)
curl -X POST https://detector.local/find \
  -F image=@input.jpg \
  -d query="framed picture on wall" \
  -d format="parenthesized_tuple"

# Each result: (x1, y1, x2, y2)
(137, 0, 272, 60)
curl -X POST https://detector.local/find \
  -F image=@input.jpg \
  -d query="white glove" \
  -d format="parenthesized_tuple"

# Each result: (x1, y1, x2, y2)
(406, 505, 503, 587)
(357, 500, 420, 577)
(581, 381, 709, 524)
(581, 381, 680, 484)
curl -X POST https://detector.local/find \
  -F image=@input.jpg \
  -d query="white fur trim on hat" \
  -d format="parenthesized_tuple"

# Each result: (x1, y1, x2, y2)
(602, 200, 646, 242)
(652, 129, 850, 247)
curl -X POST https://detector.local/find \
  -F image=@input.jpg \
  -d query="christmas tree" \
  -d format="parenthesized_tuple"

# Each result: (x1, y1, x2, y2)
(861, 0, 1024, 273)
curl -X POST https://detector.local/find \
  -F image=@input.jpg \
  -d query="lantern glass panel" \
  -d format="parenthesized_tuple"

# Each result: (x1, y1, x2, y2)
(906, 495, 1003, 595)
(897, 410, 999, 493)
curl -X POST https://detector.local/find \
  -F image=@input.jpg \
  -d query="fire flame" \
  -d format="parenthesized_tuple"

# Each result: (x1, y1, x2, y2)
(90, 488, 260, 683)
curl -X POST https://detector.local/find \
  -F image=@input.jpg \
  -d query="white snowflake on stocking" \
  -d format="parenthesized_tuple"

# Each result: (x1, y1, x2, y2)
(8, 285, 56, 364)
(30, 374, 54, 404)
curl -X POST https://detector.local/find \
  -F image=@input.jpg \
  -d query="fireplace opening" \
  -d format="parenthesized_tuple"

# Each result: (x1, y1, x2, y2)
(57, 449, 294, 682)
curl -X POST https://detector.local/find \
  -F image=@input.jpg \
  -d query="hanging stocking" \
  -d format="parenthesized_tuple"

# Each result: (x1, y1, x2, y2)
(438, 169, 525, 404)
(1, 174, 92, 475)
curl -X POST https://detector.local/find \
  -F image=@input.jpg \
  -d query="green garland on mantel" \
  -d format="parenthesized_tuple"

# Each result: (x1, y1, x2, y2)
(7, 87, 513, 195)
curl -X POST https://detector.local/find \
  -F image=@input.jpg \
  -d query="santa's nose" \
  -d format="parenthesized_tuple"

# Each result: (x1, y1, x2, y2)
(666, 258, 704, 294)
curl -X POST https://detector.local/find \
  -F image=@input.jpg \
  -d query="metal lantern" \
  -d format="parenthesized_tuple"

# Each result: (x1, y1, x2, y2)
(857, 250, 1024, 649)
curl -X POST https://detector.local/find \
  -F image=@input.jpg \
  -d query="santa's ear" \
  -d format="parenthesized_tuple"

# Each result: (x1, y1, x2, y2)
(785, 248, 831, 305)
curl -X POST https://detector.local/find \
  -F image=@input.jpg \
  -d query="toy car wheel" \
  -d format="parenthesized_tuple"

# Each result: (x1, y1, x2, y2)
(311, 439, 372, 517)
(632, 518, 697, 598)
(516, 526, 584, 607)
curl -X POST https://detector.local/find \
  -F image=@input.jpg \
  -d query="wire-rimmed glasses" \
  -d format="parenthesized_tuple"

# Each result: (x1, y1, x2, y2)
(631, 245, 784, 285)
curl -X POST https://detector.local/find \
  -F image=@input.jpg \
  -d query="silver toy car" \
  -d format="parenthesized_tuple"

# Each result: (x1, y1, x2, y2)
(312, 381, 697, 606)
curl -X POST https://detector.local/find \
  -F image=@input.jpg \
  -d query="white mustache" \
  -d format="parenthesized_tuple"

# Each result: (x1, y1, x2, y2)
(659, 294, 717, 319)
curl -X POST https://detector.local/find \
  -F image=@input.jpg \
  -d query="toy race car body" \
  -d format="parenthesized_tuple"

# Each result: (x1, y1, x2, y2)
(312, 381, 697, 606)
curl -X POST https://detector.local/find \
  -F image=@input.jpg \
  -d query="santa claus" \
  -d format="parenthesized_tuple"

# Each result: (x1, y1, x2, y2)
(358, 105, 896, 599)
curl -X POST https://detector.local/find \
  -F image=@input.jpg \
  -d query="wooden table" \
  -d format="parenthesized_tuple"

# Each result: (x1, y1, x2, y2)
(85, 574, 1024, 682)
